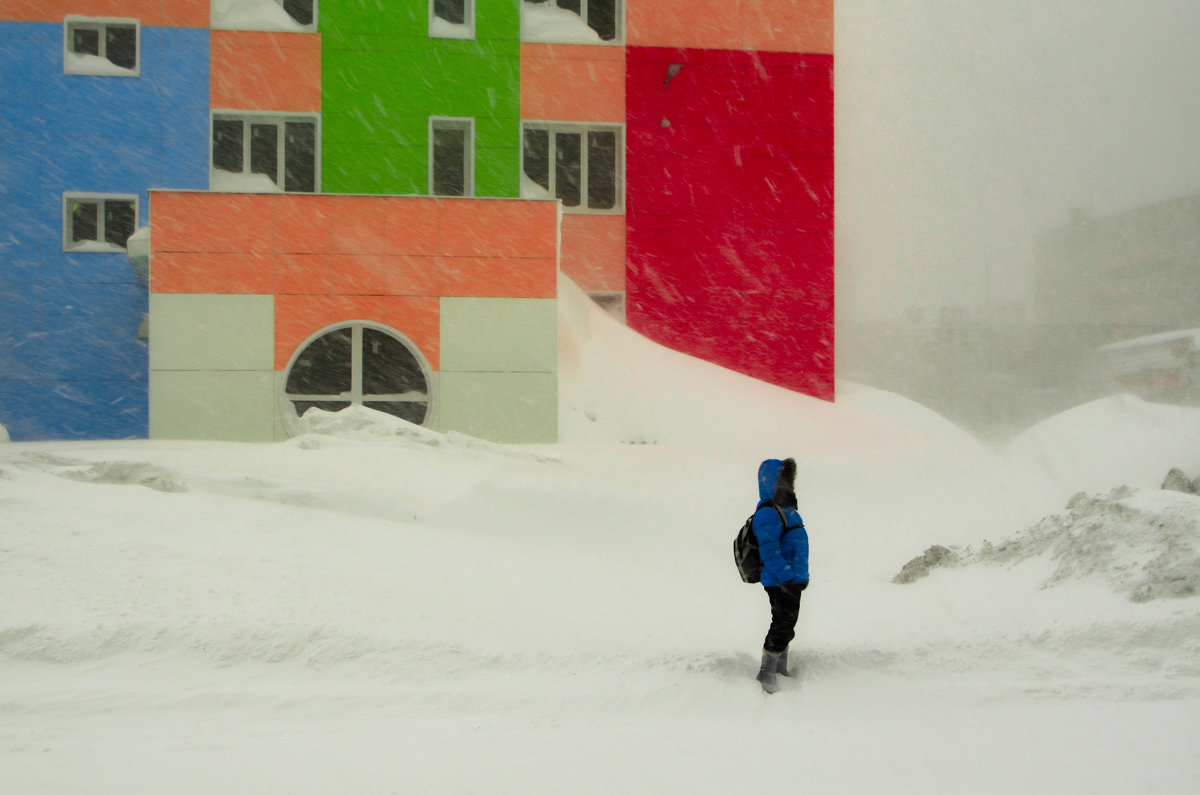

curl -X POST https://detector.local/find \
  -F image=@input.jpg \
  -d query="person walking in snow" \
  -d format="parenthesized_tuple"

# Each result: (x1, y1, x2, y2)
(751, 457, 810, 693)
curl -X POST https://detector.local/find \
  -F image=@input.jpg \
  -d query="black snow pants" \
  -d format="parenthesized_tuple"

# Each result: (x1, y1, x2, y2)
(763, 583, 806, 654)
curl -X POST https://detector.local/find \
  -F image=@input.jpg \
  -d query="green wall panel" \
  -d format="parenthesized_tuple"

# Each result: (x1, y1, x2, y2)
(320, 106, 425, 149)
(321, 0, 521, 198)
(475, 148, 520, 197)
(323, 144, 424, 195)
(319, 0, 426, 36)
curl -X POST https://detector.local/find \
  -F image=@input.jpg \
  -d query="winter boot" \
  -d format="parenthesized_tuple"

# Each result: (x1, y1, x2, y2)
(756, 650, 781, 694)
(777, 647, 790, 677)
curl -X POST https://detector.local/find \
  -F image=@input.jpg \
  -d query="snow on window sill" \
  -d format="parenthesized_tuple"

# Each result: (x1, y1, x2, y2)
(63, 52, 139, 77)
(210, 170, 284, 193)
(430, 16, 475, 40)
(520, 173, 554, 201)
(126, 226, 150, 257)
(211, 0, 310, 32)
(66, 240, 127, 253)
(520, 2, 612, 45)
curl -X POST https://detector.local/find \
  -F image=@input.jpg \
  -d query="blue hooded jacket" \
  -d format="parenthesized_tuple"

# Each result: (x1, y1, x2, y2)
(752, 458, 810, 587)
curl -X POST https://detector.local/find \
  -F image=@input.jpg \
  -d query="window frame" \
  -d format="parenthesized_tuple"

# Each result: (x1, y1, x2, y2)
(209, 110, 321, 193)
(520, 121, 624, 214)
(429, 0, 476, 40)
(428, 116, 475, 197)
(280, 321, 436, 437)
(521, 0, 623, 45)
(62, 193, 139, 252)
(63, 16, 141, 76)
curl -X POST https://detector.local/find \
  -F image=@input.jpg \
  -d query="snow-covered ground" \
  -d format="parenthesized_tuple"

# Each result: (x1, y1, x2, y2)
(3, 276, 1200, 793)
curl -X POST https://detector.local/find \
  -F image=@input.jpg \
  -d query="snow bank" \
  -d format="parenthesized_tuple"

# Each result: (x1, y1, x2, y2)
(1002, 394, 1200, 500)
(557, 273, 940, 452)
(296, 404, 448, 446)
(835, 380, 979, 447)
(895, 485, 1200, 602)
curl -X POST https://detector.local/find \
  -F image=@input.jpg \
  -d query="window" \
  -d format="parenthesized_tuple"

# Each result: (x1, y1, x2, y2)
(430, 0, 474, 38)
(522, 0, 620, 43)
(522, 123, 622, 212)
(62, 194, 138, 252)
(282, 323, 433, 432)
(279, 0, 315, 27)
(211, 0, 316, 31)
(429, 117, 474, 197)
(211, 113, 318, 193)
(64, 17, 139, 75)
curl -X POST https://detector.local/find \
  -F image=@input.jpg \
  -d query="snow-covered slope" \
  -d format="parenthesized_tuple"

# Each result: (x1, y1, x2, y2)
(2, 276, 1200, 793)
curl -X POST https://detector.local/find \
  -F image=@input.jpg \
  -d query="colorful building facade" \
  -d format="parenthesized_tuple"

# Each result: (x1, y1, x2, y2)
(0, 0, 833, 443)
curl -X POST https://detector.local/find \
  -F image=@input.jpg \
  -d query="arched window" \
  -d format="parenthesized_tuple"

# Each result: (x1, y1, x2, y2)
(282, 322, 432, 433)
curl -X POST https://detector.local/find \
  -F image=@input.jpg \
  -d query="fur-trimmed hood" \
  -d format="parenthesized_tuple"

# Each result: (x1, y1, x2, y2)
(757, 457, 797, 506)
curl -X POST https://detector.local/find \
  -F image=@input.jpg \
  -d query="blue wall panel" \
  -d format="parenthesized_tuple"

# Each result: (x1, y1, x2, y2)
(153, 27, 211, 190)
(0, 23, 54, 106)
(38, 286, 149, 382)
(0, 203, 46, 279)
(0, 21, 209, 440)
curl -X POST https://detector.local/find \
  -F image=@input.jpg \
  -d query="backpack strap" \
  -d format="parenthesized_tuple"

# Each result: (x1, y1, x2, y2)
(757, 502, 802, 537)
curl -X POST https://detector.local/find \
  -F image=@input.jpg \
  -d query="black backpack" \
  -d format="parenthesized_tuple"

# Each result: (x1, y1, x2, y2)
(734, 501, 800, 584)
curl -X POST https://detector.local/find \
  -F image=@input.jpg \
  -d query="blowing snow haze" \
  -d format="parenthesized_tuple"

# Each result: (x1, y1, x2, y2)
(836, 1, 1200, 437)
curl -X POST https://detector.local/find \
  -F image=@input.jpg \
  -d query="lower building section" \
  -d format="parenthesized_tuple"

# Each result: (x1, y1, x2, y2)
(147, 192, 560, 444)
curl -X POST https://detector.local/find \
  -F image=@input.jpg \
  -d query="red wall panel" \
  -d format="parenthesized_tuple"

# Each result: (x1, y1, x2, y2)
(625, 47, 834, 399)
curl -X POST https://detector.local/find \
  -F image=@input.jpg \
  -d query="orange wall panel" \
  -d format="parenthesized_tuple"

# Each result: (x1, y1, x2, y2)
(152, 252, 273, 294)
(0, 0, 208, 25)
(152, 192, 275, 254)
(156, 0, 210, 27)
(559, 214, 625, 292)
(383, 198, 440, 257)
(328, 254, 440, 297)
(273, 194, 330, 254)
(627, 0, 832, 53)
(743, 0, 833, 54)
(626, 0, 741, 50)
(274, 253, 333, 295)
(439, 199, 558, 260)
(210, 30, 322, 112)
(330, 195, 387, 255)
(521, 43, 625, 122)
(440, 257, 557, 299)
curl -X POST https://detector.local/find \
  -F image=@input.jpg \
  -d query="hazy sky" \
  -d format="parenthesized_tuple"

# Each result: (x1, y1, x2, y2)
(834, 0, 1200, 321)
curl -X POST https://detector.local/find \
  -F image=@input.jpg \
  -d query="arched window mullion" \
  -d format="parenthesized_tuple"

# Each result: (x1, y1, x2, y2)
(350, 325, 364, 405)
